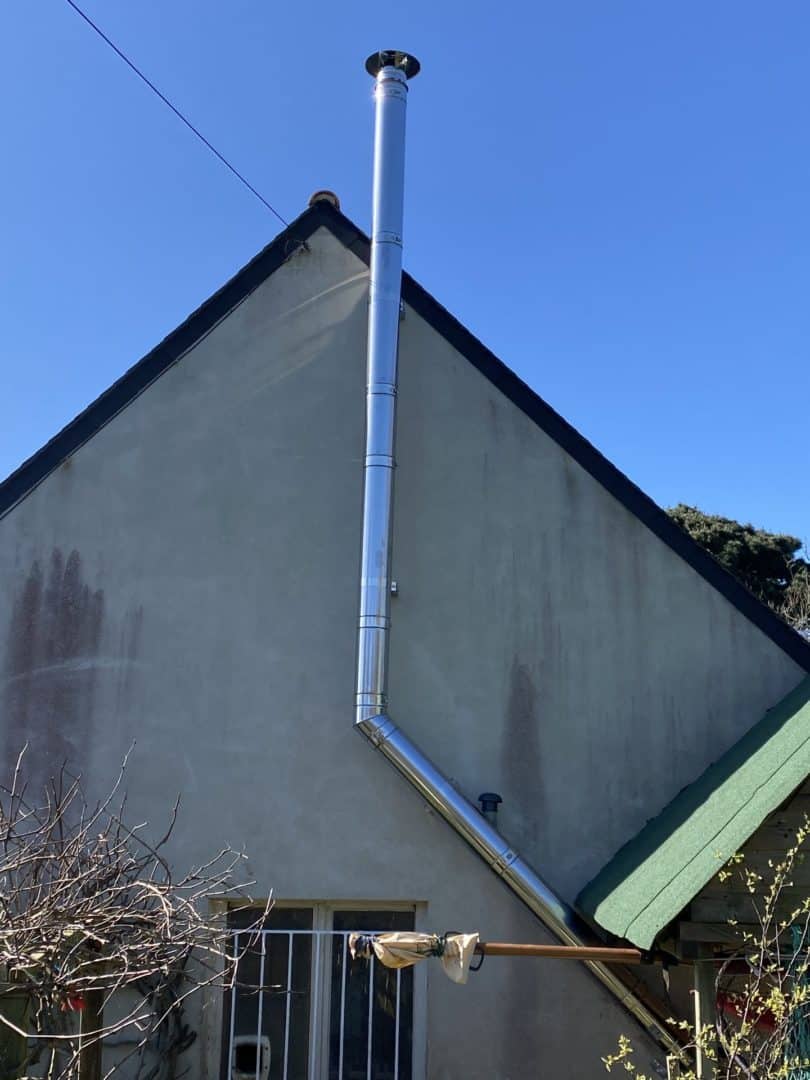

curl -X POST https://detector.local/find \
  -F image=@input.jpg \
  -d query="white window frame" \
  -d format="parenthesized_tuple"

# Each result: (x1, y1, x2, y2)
(215, 899, 427, 1080)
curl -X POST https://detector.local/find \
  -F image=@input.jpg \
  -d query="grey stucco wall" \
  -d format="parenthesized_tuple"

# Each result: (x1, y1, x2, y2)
(0, 225, 802, 1078)
(392, 301, 804, 902)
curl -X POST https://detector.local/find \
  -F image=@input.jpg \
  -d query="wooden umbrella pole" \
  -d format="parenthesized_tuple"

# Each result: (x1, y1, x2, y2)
(475, 942, 644, 964)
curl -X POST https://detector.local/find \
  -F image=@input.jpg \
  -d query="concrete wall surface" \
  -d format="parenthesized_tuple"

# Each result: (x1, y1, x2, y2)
(0, 225, 802, 1077)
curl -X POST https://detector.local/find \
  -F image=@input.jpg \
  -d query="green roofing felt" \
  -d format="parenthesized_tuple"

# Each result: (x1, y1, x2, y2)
(577, 677, 810, 950)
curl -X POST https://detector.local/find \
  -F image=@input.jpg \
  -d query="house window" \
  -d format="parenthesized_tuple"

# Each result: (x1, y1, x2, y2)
(222, 905, 416, 1080)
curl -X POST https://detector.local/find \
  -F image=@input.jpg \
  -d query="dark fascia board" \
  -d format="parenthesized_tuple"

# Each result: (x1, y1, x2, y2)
(3, 201, 810, 672)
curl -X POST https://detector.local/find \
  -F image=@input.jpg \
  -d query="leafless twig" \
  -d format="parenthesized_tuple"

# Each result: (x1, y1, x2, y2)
(0, 748, 270, 1079)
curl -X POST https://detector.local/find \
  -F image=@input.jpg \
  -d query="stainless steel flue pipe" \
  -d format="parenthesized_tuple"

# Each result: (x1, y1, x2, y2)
(354, 50, 418, 731)
(353, 50, 678, 1058)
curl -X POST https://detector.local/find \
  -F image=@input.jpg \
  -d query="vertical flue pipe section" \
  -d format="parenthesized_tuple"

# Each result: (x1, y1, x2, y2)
(355, 50, 420, 733)
(354, 52, 678, 1058)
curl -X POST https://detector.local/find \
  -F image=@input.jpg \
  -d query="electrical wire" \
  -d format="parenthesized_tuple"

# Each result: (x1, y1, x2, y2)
(63, 0, 290, 227)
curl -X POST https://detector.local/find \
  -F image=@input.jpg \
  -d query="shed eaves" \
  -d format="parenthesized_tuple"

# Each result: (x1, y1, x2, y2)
(1, 201, 809, 672)
(576, 676, 810, 950)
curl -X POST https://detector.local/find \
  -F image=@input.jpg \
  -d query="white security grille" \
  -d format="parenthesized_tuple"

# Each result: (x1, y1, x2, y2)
(225, 928, 412, 1080)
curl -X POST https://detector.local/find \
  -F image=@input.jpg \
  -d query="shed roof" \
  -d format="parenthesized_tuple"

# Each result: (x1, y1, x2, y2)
(577, 676, 810, 950)
(1, 200, 809, 671)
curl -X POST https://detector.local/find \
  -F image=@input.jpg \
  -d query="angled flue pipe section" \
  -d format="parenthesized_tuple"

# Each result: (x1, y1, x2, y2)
(354, 50, 679, 1058)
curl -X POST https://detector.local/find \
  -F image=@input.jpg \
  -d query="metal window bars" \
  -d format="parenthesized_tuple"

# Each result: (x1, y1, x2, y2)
(226, 929, 411, 1080)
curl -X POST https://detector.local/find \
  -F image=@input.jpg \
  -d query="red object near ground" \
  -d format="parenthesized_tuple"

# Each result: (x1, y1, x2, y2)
(717, 991, 776, 1033)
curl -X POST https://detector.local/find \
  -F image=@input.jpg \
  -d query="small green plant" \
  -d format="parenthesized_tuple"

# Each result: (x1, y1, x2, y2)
(603, 817, 810, 1079)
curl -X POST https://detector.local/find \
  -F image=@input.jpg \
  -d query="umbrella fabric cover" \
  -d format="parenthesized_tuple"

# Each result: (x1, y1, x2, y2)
(348, 931, 479, 985)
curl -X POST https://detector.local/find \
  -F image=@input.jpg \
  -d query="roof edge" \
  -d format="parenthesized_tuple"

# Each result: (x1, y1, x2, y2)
(0, 203, 328, 521)
(320, 207, 810, 671)
(576, 676, 810, 949)
(2, 200, 809, 672)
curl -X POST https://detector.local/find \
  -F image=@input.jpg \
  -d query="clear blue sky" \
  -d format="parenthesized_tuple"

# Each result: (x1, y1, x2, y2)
(2, 2, 808, 544)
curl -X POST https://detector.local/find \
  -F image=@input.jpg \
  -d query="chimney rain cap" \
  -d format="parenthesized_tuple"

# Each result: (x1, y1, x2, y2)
(365, 51, 421, 79)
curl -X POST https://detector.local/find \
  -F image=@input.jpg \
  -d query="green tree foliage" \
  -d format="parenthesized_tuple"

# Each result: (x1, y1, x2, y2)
(668, 505, 810, 629)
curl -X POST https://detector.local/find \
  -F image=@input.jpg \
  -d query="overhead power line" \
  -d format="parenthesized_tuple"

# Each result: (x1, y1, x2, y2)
(63, 0, 290, 227)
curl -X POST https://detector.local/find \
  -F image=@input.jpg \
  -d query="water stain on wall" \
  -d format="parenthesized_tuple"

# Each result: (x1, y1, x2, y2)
(3, 549, 105, 787)
(114, 605, 143, 713)
(502, 658, 545, 849)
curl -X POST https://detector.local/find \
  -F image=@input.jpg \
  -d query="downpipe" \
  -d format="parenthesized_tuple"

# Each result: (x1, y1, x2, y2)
(354, 50, 679, 1058)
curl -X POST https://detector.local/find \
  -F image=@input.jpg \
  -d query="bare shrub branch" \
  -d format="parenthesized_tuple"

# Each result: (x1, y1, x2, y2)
(0, 748, 269, 1079)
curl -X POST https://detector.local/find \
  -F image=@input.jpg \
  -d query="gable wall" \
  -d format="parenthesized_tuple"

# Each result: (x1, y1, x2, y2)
(0, 227, 668, 1077)
(0, 223, 802, 1075)
(392, 287, 803, 900)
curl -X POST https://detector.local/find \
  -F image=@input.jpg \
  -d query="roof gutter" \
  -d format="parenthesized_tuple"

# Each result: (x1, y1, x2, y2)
(354, 49, 680, 1058)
